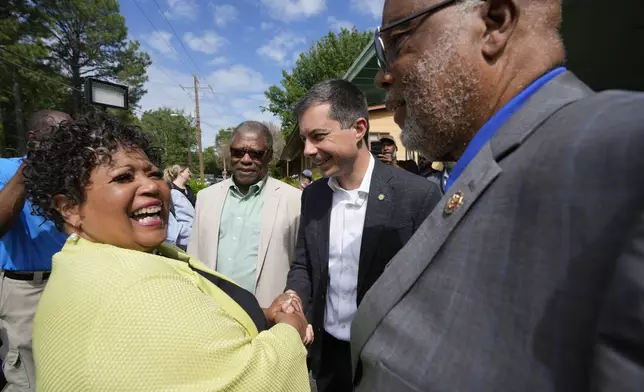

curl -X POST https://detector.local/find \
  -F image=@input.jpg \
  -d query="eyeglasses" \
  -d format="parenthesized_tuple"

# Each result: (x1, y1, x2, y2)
(230, 147, 269, 161)
(374, 0, 460, 73)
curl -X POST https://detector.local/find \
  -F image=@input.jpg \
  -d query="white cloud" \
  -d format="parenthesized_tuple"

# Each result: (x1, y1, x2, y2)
(139, 57, 275, 145)
(141, 31, 177, 58)
(205, 65, 269, 93)
(260, 0, 325, 21)
(184, 31, 225, 54)
(328, 16, 354, 32)
(257, 32, 306, 65)
(164, 0, 199, 21)
(139, 65, 196, 124)
(351, 0, 384, 20)
(249, 93, 267, 101)
(260, 22, 274, 31)
(208, 56, 229, 66)
(213, 4, 238, 28)
(242, 109, 281, 126)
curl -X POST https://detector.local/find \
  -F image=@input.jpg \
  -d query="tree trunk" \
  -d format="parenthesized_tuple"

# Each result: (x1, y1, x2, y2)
(71, 65, 82, 117)
(12, 78, 25, 155)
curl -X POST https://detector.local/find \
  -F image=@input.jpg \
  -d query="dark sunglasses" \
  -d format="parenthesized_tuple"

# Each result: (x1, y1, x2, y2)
(374, 0, 461, 73)
(230, 147, 269, 161)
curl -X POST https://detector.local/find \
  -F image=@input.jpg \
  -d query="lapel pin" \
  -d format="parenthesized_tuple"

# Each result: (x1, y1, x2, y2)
(378, 194, 385, 201)
(444, 191, 464, 215)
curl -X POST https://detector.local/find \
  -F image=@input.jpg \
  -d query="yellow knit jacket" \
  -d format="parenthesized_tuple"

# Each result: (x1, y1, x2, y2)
(33, 236, 310, 392)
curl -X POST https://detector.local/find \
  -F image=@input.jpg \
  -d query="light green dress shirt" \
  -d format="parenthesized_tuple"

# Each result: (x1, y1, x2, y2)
(216, 177, 266, 293)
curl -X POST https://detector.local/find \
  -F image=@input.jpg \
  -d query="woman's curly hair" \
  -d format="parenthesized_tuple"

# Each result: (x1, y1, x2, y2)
(23, 112, 162, 231)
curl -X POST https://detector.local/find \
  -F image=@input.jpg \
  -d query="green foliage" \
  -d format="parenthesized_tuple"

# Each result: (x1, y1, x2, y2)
(269, 165, 283, 178)
(0, 0, 151, 155)
(262, 28, 372, 137)
(215, 128, 233, 146)
(42, 0, 151, 116)
(203, 146, 219, 175)
(214, 127, 234, 174)
(140, 108, 195, 168)
(279, 176, 300, 189)
(187, 178, 209, 194)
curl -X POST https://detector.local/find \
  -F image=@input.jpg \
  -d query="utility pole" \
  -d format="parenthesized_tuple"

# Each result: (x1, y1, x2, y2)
(181, 73, 214, 181)
(186, 117, 192, 168)
(193, 73, 204, 180)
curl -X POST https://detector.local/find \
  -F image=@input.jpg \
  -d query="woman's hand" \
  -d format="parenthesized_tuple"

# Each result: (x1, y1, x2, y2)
(264, 291, 314, 345)
(274, 310, 313, 344)
(264, 291, 303, 326)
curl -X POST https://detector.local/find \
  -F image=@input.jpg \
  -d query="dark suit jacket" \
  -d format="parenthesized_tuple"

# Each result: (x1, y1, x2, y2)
(351, 72, 644, 392)
(286, 158, 442, 376)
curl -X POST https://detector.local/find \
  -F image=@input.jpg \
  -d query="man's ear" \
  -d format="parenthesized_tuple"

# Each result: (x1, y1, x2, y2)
(481, 0, 518, 60)
(53, 195, 81, 229)
(354, 117, 369, 142)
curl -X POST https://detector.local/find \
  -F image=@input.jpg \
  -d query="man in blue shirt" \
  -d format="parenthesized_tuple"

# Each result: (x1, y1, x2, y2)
(350, 0, 644, 391)
(0, 110, 70, 391)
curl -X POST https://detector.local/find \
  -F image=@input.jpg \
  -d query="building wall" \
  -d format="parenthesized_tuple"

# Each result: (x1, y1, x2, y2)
(368, 108, 416, 160)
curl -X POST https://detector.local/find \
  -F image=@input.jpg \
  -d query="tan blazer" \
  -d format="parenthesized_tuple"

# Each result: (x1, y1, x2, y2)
(187, 177, 301, 307)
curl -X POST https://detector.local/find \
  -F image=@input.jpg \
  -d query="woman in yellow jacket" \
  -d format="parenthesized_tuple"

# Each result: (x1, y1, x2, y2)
(23, 113, 311, 391)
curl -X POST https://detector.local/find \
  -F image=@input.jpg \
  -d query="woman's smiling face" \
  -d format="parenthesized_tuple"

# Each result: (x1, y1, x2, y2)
(63, 147, 170, 252)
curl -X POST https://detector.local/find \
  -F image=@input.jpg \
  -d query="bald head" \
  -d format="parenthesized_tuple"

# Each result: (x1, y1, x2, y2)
(27, 110, 72, 141)
(232, 120, 273, 150)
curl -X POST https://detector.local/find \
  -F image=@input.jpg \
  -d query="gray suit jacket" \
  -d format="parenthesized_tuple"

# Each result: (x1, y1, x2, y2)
(351, 72, 644, 392)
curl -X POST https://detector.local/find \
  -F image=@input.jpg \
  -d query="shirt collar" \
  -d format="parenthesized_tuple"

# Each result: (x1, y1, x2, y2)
(230, 175, 267, 198)
(327, 154, 375, 196)
(445, 67, 567, 191)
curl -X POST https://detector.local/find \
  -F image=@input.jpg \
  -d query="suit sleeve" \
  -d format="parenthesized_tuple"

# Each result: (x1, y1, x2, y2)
(88, 274, 310, 391)
(285, 188, 313, 313)
(287, 190, 302, 267)
(590, 207, 644, 391)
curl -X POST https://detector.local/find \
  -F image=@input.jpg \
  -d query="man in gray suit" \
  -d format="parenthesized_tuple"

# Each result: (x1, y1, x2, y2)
(351, 0, 644, 391)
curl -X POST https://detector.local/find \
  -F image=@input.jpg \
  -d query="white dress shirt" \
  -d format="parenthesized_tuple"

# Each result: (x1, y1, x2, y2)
(324, 155, 375, 341)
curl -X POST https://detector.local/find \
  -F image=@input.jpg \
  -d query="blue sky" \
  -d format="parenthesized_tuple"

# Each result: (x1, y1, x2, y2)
(121, 0, 384, 145)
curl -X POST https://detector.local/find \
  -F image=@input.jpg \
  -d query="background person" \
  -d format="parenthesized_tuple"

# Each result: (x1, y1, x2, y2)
(24, 113, 311, 391)
(167, 164, 196, 207)
(376, 136, 419, 174)
(163, 164, 195, 250)
(0, 110, 70, 392)
(299, 169, 313, 189)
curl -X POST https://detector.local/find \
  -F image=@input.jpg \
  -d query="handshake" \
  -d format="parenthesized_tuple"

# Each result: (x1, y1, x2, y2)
(264, 290, 314, 345)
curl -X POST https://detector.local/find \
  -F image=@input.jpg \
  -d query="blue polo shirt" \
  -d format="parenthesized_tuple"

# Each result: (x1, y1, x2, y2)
(446, 67, 567, 191)
(0, 158, 67, 272)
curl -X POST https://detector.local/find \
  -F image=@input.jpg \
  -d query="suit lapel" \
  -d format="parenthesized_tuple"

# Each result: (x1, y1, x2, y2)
(257, 178, 279, 284)
(357, 161, 394, 296)
(206, 180, 230, 271)
(316, 184, 333, 282)
(351, 71, 594, 374)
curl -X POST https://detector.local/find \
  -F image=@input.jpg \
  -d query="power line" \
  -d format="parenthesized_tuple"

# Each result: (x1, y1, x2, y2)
(130, 0, 197, 76)
(151, 0, 203, 77)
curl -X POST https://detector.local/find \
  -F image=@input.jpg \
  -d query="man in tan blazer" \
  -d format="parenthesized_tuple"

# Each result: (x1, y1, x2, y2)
(188, 121, 301, 307)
